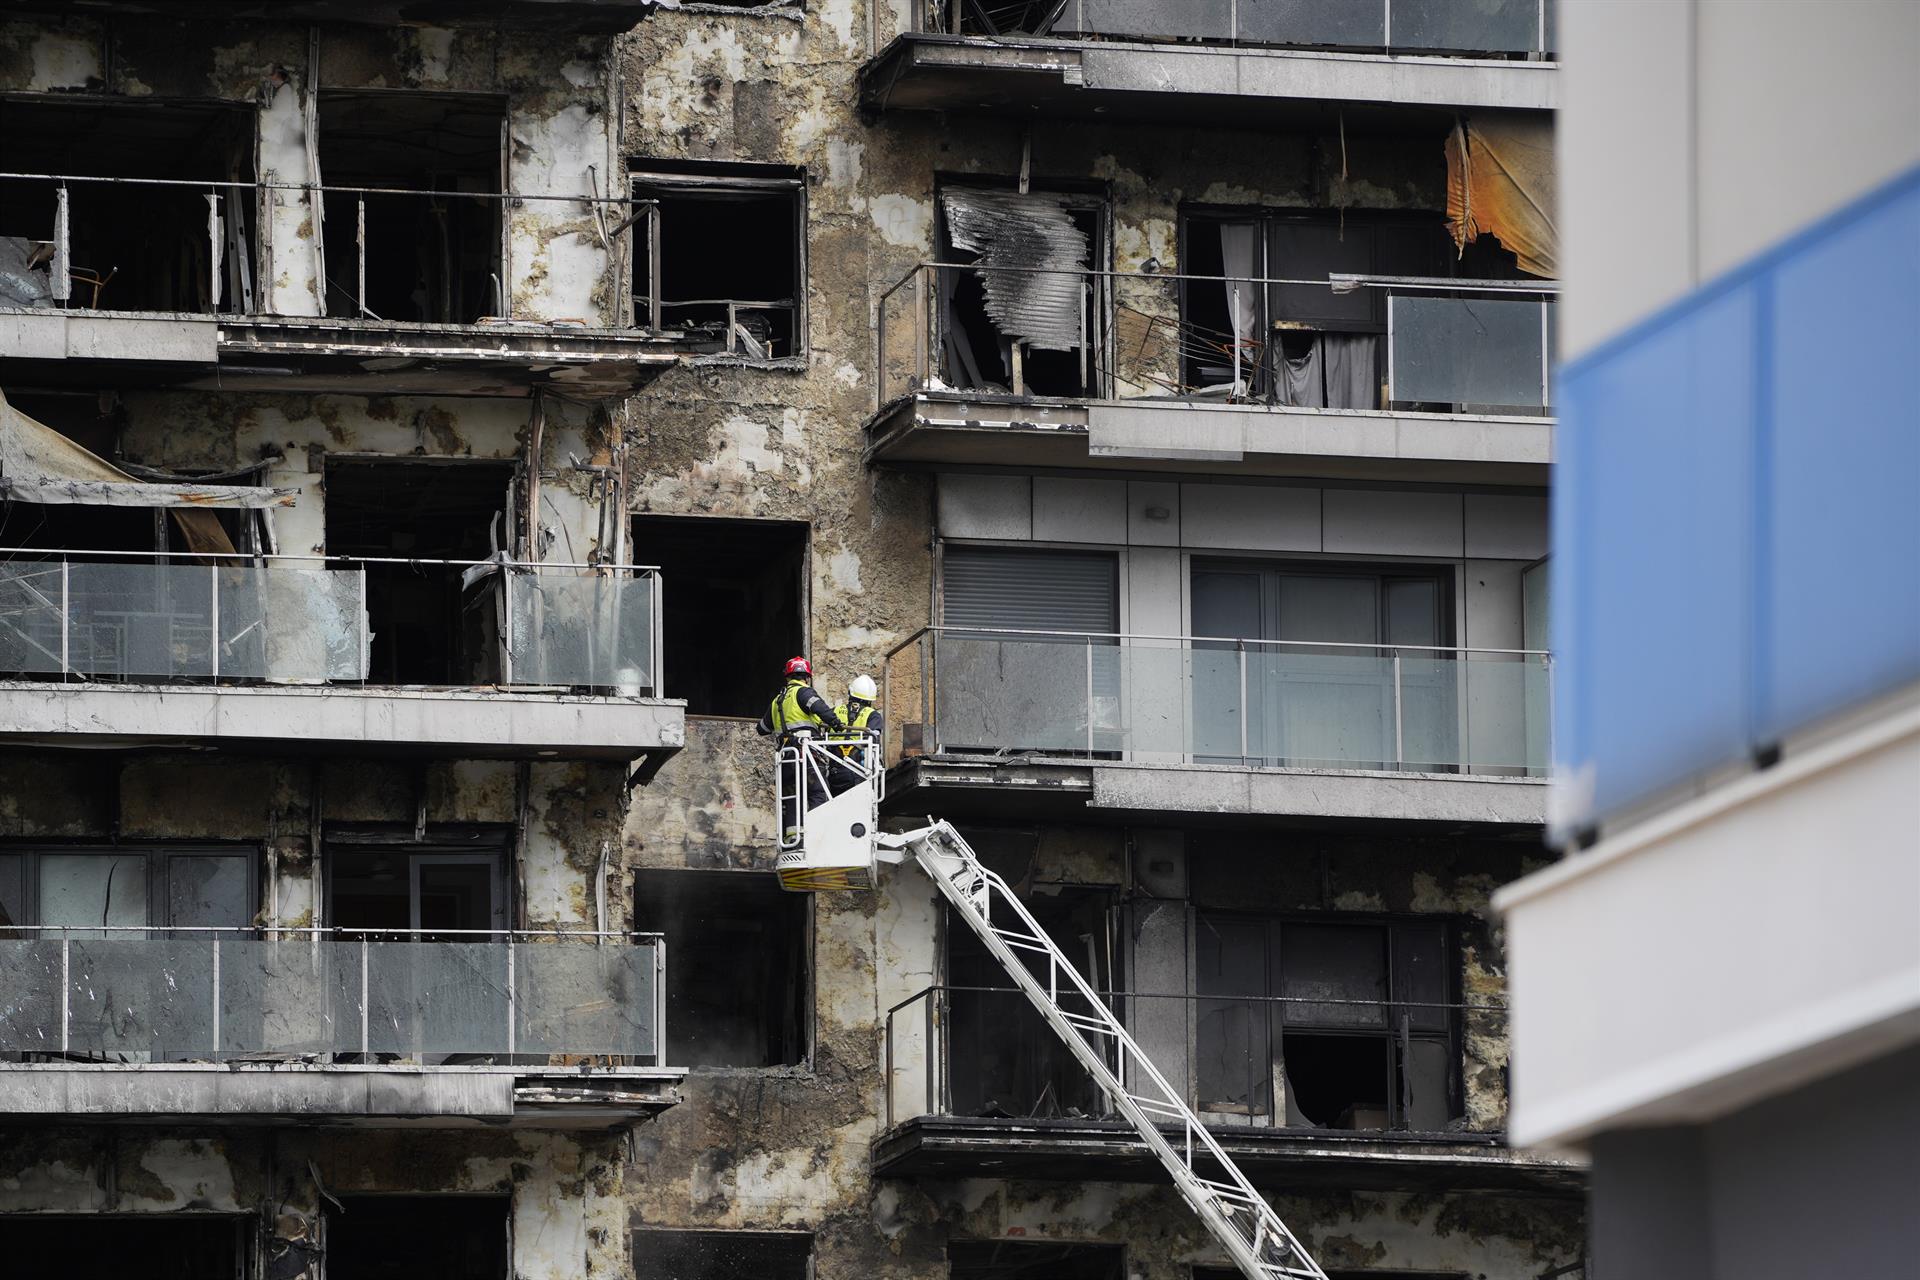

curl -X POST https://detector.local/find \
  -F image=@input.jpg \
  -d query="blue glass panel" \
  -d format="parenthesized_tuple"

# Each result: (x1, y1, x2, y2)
(1763, 184, 1920, 741)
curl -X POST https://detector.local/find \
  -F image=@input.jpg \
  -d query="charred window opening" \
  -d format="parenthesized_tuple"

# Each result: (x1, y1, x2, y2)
(317, 91, 506, 324)
(631, 515, 806, 718)
(325, 1196, 509, 1280)
(936, 184, 1107, 398)
(1195, 914, 1460, 1132)
(325, 835, 511, 940)
(945, 830, 1115, 1119)
(951, 1242, 1125, 1279)
(634, 1229, 811, 1279)
(633, 869, 809, 1069)
(631, 166, 804, 359)
(0, 1215, 248, 1278)
(0, 95, 256, 314)
(324, 458, 512, 686)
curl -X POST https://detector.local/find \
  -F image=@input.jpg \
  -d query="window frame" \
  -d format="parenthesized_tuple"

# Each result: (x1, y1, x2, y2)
(628, 164, 809, 357)
(1191, 909, 1465, 1133)
(0, 843, 259, 936)
(322, 825, 514, 940)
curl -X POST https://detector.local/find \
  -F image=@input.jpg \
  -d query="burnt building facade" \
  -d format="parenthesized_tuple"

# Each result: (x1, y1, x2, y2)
(0, 2, 1582, 1277)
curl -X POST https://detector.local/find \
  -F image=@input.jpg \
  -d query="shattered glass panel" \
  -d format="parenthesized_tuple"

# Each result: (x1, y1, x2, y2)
(0, 562, 66, 674)
(515, 940, 659, 1059)
(506, 571, 655, 692)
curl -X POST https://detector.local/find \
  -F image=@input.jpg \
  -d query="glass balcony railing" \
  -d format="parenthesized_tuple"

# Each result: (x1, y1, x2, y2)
(885, 985, 1508, 1136)
(883, 628, 1550, 776)
(0, 551, 662, 695)
(907, 0, 1554, 57)
(876, 261, 1556, 416)
(0, 927, 664, 1065)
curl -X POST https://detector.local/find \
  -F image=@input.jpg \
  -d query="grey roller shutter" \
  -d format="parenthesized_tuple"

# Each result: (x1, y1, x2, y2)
(941, 546, 1118, 634)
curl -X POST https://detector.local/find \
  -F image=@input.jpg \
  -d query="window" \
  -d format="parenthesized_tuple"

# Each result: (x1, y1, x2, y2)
(1189, 558, 1454, 768)
(326, 836, 511, 939)
(633, 870, 809, 1068)
(0, 848, 253, 935)
(317, 91, 506, 324)
(631, 166, 804, 358)
(324, 458, 514, 686)
(0, 96, 256, 314)
(1195, 914, 1458, 1132)
(938, 546, 1121, 755)
(633, 1229, 810, 1280)
(630, 515, 806, 717)
(0, 1216, 249, 1279)
(950, 1242, 1124, 1279)
(943, 829, 1113, 1119)
(325, 1196, 508, 1280)
(935, 183, 1108, 397)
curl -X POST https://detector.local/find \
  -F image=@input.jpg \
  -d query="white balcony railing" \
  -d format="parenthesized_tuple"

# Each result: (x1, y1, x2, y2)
(884, 627, 1550, 776)
(0, 926, 664, 1065)
(0, 551, 662, 695)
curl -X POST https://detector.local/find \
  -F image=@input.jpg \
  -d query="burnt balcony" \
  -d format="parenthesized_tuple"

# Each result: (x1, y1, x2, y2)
(876, 984, 1581, 1194)
(861, 0, 1556, 125)
(0, 169, 682, 396)
(867, 262, 1555, 485)
(0, 552, 682, 764)
(880, 627, 1550, 828)
(0, 925, 678, 1127)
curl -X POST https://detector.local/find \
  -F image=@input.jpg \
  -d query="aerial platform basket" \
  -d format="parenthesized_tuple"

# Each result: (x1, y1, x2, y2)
(774, 733, 883, 892)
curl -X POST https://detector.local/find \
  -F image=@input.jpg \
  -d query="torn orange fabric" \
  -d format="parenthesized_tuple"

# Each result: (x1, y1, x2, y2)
(1446, 114, 1558, 279)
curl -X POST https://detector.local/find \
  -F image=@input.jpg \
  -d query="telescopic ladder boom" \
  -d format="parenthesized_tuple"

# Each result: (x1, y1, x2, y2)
(875, 821, 1329, 1280)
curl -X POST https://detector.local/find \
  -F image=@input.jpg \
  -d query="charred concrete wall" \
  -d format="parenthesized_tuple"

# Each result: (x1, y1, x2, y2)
(613, 8, 1572, 1277)
(0, 1127, 631, 1280)
(0, 17, 615, 322)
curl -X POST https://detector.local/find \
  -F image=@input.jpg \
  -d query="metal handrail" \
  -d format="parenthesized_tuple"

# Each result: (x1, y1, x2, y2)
(0, 170, 631, 205)
(887, 982, 1510, 1016)
(879, 259, 1560, 301)
(0, 548, 660, 572)
(885, 624, 1550, 662)
(905, 0, 1554, 57)
(1, 924, 661, 939)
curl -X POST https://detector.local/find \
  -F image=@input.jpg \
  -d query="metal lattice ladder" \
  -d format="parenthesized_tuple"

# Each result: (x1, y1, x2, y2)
(876, 821, 1328, 1280)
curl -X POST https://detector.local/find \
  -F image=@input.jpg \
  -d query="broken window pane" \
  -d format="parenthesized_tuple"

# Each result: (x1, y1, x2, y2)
(317, 91, 506, 324)
(0, 1215, 247, 1279)
(0, 97, 256, 314)
(633, 870, 808, 1068)
(1280, 923, 1387, 1028)
(39, 853, 147, 935)
(950, 1241, 1125, 1279)
(634, 1229, 811, 1280)
(326, 1196, 509, 1280)
(630, 516, 806, 717)
(1196, 914, 1272, 1114)
(937, 185, 1104, 398)
(632, 169, 803, 359)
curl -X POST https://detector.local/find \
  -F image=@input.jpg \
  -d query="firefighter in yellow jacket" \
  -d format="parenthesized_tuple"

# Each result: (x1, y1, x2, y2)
(757, 656, 844, 835)
(827, 674, 885, 794)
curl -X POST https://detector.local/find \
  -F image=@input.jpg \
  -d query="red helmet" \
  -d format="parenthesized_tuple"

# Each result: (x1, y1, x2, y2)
(784, 656, 812, 677)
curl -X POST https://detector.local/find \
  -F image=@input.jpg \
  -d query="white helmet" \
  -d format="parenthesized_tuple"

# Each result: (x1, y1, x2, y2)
(848, 674, 878, 702)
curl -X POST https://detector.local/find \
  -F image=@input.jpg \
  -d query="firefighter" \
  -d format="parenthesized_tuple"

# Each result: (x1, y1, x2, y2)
(757, 656, 843, 836)
(831, 674, 885, 783)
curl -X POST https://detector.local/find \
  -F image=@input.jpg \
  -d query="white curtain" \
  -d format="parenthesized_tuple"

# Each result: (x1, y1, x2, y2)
(1218, 223, 1260, 393)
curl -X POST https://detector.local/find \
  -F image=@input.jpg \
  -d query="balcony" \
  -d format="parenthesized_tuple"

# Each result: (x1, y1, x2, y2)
(0, 926, 678, 1127)
(0, 552, 683, 763)
(0, 172, 681, 396)
(876, 985, 1580, 1194)
(880, 627, 1549, 828)
(861, 1, 1556, 124)
(867, 264, 1555, 485)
